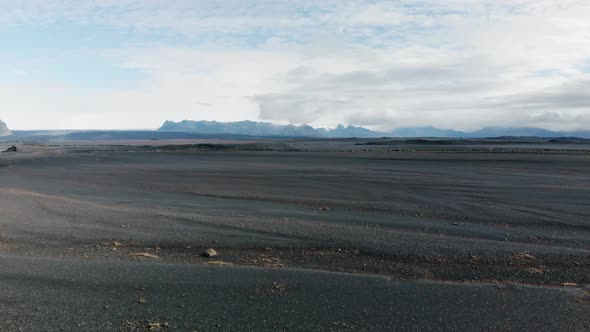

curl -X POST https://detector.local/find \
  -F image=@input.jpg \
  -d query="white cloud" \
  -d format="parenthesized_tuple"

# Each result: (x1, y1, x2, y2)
(0, 119, 10, 136)
(0, 0, 589, 130)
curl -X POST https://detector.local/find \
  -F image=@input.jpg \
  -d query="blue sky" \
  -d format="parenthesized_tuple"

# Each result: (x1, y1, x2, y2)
(0, 0, 589, 131)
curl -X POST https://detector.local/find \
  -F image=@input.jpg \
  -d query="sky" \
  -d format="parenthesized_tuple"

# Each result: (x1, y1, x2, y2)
(0, 0, 589, 131)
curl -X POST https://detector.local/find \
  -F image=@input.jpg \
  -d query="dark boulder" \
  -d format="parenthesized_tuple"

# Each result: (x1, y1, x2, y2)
(2, 146, 17, 153)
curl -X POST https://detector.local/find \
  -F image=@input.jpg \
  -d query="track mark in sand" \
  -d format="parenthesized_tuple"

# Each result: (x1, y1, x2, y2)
(206, 260, 233, 266)
(574, 290, 590, 304)
(0, 188, 126, 212)
(129, 252, 160, 259)
(161, 213, 314, 242)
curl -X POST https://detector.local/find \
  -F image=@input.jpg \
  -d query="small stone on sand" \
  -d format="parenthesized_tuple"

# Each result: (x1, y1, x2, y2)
(204, 248, 218, 258)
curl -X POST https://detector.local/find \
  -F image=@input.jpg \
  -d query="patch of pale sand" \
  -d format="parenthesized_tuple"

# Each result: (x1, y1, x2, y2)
(0, 188, 137, 215)
(0, 239, 16, 254)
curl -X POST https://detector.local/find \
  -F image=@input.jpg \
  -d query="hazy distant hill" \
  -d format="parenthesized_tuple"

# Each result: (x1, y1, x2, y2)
(6, 121, 581, 140)
(465, 127, 561, 138)
(160, 120, 590, 138)
(0, 120, 10, 136)
(160, 120, 323, 137)
(159, 120, 383, 138)
(390, 126, 465, 138)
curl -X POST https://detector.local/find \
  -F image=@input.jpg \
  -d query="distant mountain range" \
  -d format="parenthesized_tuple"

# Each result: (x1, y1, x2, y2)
(159, 120, 590, 138)
(160, 120, 320, 137)
(0, 120, 10, 136)
(1, 120, 587, 141)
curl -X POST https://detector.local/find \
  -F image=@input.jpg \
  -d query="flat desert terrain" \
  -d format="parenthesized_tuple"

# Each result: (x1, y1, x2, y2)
(0, 138, 589, 331)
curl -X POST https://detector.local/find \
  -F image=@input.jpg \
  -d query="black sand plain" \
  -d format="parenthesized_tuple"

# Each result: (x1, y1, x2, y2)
(0, 138, 589, 331)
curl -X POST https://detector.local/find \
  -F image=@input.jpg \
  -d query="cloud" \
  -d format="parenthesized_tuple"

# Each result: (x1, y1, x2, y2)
(507, 80, 590, 110)
(0, 119, 10, 136)
(0, 0, 588, 130)
(254, 48, 590, 130)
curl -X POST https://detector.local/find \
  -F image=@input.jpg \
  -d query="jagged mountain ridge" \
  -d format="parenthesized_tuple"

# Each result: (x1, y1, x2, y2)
(159, 120, 590, 138)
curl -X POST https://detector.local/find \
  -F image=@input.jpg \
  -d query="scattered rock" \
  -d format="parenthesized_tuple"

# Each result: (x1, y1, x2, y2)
(271, 281, 287, 293)
(257, 281, 288, 296)
(123, 320, 168, 331)
(469, 254, 481, 263)
(450, 222, 464, 226)
(111, 241, 124, 250)
(563, 282, 578, 287)
(138, 297, 147, 304)
(129, 252, 159, 259)
(318, 206, 331, 211)
(259, 257, 285, 268)
(203, 248, 218, 258)
(511, 252, 536, 263)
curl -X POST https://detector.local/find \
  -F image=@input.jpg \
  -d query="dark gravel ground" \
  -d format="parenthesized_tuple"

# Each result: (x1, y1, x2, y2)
(1, 255, 588, 332)
(0, 139, 589, 331)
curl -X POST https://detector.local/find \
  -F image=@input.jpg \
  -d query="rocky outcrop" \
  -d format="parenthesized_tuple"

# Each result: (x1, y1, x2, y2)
(2, 146, 17, 153)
